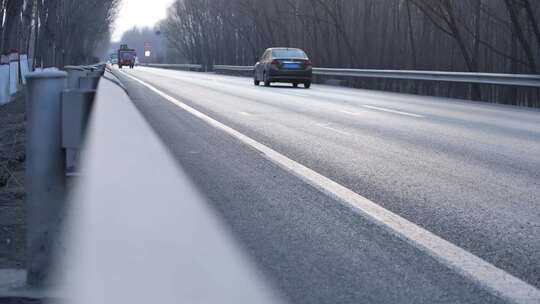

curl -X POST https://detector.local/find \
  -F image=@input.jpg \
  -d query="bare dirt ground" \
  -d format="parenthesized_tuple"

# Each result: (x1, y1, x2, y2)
(0, 94, 26, 270)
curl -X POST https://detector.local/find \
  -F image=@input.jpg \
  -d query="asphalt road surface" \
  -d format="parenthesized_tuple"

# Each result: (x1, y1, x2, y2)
(114, 66, 540, 304)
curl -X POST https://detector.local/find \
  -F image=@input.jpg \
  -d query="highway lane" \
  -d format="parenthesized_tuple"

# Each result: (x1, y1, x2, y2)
(114, 67, 539, 301)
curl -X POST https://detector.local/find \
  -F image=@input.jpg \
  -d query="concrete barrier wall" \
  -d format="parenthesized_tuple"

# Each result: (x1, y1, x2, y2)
(9, 52, 19, 97)
(0, 54, 36, 106)
(0, 64, 9, 105)
(20, 54, 30, 85)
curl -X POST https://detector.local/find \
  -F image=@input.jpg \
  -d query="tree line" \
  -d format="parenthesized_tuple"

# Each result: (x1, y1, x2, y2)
(160, 0, 540, 106)
(1, 0, 119, 67)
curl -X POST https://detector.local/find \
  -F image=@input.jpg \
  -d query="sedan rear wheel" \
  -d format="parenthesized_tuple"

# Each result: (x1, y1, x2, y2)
(304, 82, 311, 89)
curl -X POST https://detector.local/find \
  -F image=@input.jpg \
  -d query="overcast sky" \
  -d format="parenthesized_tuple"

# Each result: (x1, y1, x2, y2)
(112, 0, 174, 41)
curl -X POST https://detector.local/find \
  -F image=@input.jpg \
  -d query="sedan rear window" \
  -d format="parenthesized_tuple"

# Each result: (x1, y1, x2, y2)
(272, 49, 307, 59)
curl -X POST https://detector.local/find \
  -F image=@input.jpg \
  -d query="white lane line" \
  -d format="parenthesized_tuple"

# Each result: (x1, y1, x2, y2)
(362, 105, 425, 118)
(339, 110, 362, 116)
(316, 123, 351, 136)
(119, 70, 540, 304)
(239, 111, 251, 116)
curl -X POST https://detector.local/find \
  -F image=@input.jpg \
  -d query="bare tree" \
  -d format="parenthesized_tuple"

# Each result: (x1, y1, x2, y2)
(1, 0, 120, 67)
(155, 0, 540, 106)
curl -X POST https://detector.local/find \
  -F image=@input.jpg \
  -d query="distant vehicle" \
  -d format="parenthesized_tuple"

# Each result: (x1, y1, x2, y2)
(117, 44, 136, 69)
(109, 53, 118, 65)
(254, 47, 312, 88)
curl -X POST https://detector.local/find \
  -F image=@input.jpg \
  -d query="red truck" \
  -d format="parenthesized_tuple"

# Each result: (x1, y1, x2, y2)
(117, 44, 136, 69)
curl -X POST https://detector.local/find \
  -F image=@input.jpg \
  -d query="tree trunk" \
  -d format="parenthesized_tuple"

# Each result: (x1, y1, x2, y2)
(504, 0, 537, 73)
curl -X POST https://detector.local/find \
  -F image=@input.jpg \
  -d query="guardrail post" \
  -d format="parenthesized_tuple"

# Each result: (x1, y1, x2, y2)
(64, 66, 88, 89)
(94, 63, 106, 75)
(25, 70, 68, 287)
(62, 90, 95, 173)
(80, 76, 100, 90)
(88, 70, 102, 77)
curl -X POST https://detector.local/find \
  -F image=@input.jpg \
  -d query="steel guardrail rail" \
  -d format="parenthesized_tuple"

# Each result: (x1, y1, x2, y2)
(47, 72, 284, 303)
(214, 65, 255, 71)
(143, 63, 202, 70)
(313, 68, 540, 87)
(212, 65, 540, 88)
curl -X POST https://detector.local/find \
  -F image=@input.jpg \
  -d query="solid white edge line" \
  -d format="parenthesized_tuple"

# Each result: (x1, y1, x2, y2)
(119, 70, 540, 304)
(362, 104, 425, 118)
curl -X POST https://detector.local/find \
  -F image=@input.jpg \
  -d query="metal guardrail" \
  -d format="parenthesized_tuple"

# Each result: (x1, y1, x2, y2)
(143, 63, 202, 71)
(8, 65, 284, 303)
(212, 65, 540, 88)
(313, 68, 540, 87)
(24, 63, 105, 287)
(46, 73, 283, 303)
(214, 65, 255, 72)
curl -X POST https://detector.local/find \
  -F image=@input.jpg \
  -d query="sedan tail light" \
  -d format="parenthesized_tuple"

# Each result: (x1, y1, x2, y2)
(271, 59, 280, 66)
(304, 60, 313, 67)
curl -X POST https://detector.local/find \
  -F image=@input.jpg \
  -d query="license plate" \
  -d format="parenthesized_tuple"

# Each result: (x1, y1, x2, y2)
(283, 63, 300, 69)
